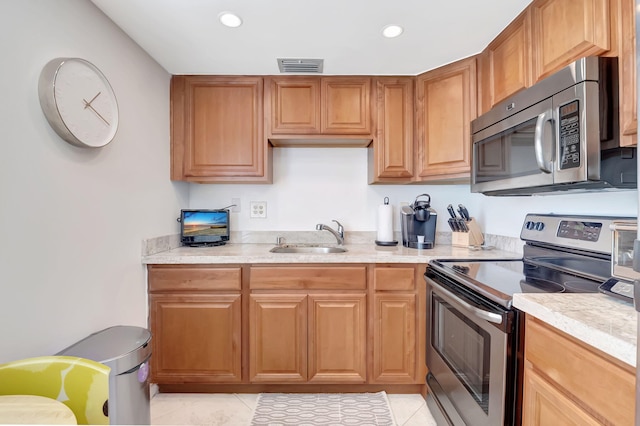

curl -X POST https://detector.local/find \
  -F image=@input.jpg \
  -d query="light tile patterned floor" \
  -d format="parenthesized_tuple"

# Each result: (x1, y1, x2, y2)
(151, 393, 437, 426)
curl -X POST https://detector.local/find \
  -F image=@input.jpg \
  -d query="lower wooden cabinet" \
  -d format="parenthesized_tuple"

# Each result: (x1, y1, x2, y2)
(371, 265, 424, 384)
(148, 265, 243, 384)
(522, 315, 635, 425)
(249, 266, 367, 384)
(308, 294, 367, 383)
(148, 263, 425, 389)
(150, 294, 242, 383)
(249, 294, 308, 382)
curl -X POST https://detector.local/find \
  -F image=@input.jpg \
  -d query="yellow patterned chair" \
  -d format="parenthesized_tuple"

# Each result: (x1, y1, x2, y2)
(0, 356, 110, 424)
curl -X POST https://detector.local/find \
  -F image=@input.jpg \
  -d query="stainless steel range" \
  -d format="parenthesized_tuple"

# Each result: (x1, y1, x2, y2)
(424, 213, 632, 426)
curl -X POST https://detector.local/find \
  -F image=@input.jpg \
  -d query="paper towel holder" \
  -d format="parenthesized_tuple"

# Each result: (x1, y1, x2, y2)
(375, 197, 398, 247)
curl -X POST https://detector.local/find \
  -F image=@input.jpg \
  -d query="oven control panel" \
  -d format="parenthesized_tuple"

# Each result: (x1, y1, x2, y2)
(556, 220, 602, 241)
(520, 214, 632, 255)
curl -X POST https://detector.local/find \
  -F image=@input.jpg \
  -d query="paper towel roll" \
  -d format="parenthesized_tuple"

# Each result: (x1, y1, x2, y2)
(377, 203, 394, 242)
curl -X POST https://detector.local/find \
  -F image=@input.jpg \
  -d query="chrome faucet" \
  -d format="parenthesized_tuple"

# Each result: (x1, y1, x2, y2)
(316, 220, 344, 245)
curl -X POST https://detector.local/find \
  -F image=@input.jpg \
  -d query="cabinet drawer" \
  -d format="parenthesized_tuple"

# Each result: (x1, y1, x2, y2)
(148, 266, 242, 292)
(373, 266, 416, 291)
(525, 316, 635, 425)
(250, 266, 366, 290)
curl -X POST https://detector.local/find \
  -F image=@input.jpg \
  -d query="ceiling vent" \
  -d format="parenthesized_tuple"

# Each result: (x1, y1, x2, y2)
(277, 58, 324, 73)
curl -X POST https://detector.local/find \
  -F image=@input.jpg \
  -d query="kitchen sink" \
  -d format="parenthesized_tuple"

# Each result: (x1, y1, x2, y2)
(269, 245, 347, 254)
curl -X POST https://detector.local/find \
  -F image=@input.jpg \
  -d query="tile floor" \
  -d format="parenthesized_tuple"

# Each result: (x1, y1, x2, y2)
(151, 392, 437, 425)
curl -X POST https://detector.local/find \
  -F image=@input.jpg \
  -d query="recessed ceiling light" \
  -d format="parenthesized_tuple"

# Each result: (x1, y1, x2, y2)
(219, 12, 242, 28)
(382, 24, 403, 38)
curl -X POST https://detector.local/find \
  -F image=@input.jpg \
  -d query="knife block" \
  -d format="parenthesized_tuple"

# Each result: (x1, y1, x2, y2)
(451, 218, 484, 247)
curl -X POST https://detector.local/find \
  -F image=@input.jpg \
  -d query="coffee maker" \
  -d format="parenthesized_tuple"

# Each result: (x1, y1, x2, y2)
(401, 194, 437, 249)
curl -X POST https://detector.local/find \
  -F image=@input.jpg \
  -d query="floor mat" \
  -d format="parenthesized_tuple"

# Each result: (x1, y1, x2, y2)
(250, 391, 395, 426)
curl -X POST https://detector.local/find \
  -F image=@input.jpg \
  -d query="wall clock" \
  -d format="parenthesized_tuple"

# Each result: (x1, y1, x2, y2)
(38, 57, 119, 148)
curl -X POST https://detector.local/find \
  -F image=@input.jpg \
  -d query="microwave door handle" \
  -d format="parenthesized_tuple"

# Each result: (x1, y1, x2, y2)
(534, 110, 554, 173)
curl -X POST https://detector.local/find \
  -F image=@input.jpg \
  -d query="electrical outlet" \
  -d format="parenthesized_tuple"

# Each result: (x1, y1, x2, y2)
(231, 198, 240, 213)
(250, 201, 267, 218)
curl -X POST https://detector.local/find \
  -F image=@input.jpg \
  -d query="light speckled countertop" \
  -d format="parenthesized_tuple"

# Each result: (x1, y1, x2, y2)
(513, 293, 637, 367)
(141, 243, 522, 264)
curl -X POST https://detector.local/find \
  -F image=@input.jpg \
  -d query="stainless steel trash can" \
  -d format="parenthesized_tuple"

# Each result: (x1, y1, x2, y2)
(57, 325, 152, 425)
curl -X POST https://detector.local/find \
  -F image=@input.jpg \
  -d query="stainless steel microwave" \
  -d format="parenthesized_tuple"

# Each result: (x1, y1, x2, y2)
(471, 56, 637, 196)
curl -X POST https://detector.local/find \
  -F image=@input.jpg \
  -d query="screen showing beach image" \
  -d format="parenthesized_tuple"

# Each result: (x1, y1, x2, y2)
(182, 211, 228, 237)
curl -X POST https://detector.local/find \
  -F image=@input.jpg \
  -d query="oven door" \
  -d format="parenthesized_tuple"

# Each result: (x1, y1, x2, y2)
(426, 275, 514, 426)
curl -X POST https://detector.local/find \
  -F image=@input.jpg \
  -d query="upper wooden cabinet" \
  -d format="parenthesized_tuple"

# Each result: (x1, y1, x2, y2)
(170, 76, 271, 183)
(265, 76, 373, 145)
(613, 0, 637, 146)
(478, 9, 532, 114)
(416, 57, 477, 181)
(531, 0, 610, 82)
(368, 77, 415, 183)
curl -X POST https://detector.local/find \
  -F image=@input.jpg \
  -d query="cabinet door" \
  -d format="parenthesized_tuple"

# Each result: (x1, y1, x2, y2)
(249, 294, 307, 382)
(372, 294, 417, 383)
(268, 77, 321, 134)
(483, 9, 532, 109)
(369, 77, 414, 183)
(308, 294, 367, 383)
(522, 367, 601, 426)
(531, 0, 610, 81)
(415, 56, 476, 180)
(170, 76, 270, 183)
(617, 0, 637, 146)
(322, 78, 372, 134)
(150, 294, 242, 383)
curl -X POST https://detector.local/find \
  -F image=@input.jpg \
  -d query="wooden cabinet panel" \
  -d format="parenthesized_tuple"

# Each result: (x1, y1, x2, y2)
(148, 265, 241, 292)
(416, 56, 476, 180)
(523, 367, 601, 426)
(249, 294, 307, 382)
(266, 76, 372, 142)
(268, 78, 321, 134)
(524, 316, 635, 425)
(372, 294, 416, 383)
(616, 0, 637, 146)
(171, 76, 270, 183)
(250, 266, 367, 290)
(531, 0, 610, 81)
(322, 78, 371, 134)
(483, 9, 532, 109)
(373, 266, 415, 291)
(150, 293, 242, 383)
(369, 77, 415, 182)
(308, 294, 367, 383)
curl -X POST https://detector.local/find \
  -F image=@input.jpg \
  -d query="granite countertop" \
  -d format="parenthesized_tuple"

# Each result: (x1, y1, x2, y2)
(142, 242, 522, 264)
(513, 293, 637, 368)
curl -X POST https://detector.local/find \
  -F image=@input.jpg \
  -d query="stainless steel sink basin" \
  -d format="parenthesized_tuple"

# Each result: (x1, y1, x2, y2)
(269, 245, 347, 254)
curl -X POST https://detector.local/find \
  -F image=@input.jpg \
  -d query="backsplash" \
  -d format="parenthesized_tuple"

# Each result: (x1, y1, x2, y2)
(142, 232, 523, 256)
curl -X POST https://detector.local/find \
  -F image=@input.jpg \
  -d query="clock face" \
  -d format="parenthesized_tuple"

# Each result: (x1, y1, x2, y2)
(39, 58, 119, 148)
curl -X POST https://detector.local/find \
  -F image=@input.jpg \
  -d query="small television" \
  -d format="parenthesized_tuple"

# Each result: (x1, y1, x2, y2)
(180, 209, 230, 246)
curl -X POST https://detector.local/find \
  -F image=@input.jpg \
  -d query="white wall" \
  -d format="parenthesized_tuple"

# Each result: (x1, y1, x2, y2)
(190, 148, 638, 238)
(0, 0, 188, 363)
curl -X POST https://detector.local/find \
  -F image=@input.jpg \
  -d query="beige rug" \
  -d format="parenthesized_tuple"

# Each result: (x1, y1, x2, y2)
(250, 392, 395, 426)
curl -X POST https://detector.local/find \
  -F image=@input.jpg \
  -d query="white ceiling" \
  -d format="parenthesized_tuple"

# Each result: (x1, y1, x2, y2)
(90, 0, 531, 76)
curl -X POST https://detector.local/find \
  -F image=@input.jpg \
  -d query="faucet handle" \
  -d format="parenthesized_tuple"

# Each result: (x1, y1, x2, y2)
(276, 236, 285, 246)
(332, 219, 344, 234)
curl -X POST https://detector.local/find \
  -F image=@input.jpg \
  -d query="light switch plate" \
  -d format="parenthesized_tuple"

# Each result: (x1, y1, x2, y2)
(250, 201, 267, 218)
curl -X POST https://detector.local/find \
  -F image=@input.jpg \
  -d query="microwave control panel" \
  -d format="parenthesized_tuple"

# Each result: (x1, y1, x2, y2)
(559, 100, 580, 170)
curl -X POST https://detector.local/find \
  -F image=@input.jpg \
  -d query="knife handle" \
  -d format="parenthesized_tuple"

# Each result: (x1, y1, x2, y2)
(447, 204, 457, 219)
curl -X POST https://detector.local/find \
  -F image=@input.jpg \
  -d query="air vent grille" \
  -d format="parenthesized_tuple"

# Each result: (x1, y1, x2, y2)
(277, 58, 324, 73)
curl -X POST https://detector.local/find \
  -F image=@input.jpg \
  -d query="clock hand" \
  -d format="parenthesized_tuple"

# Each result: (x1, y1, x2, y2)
(83, 91, 102, 108)
(83, 99, 110, 126)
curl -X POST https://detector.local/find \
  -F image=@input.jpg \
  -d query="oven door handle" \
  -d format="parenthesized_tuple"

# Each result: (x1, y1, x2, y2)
(430, 279, 504, 325)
